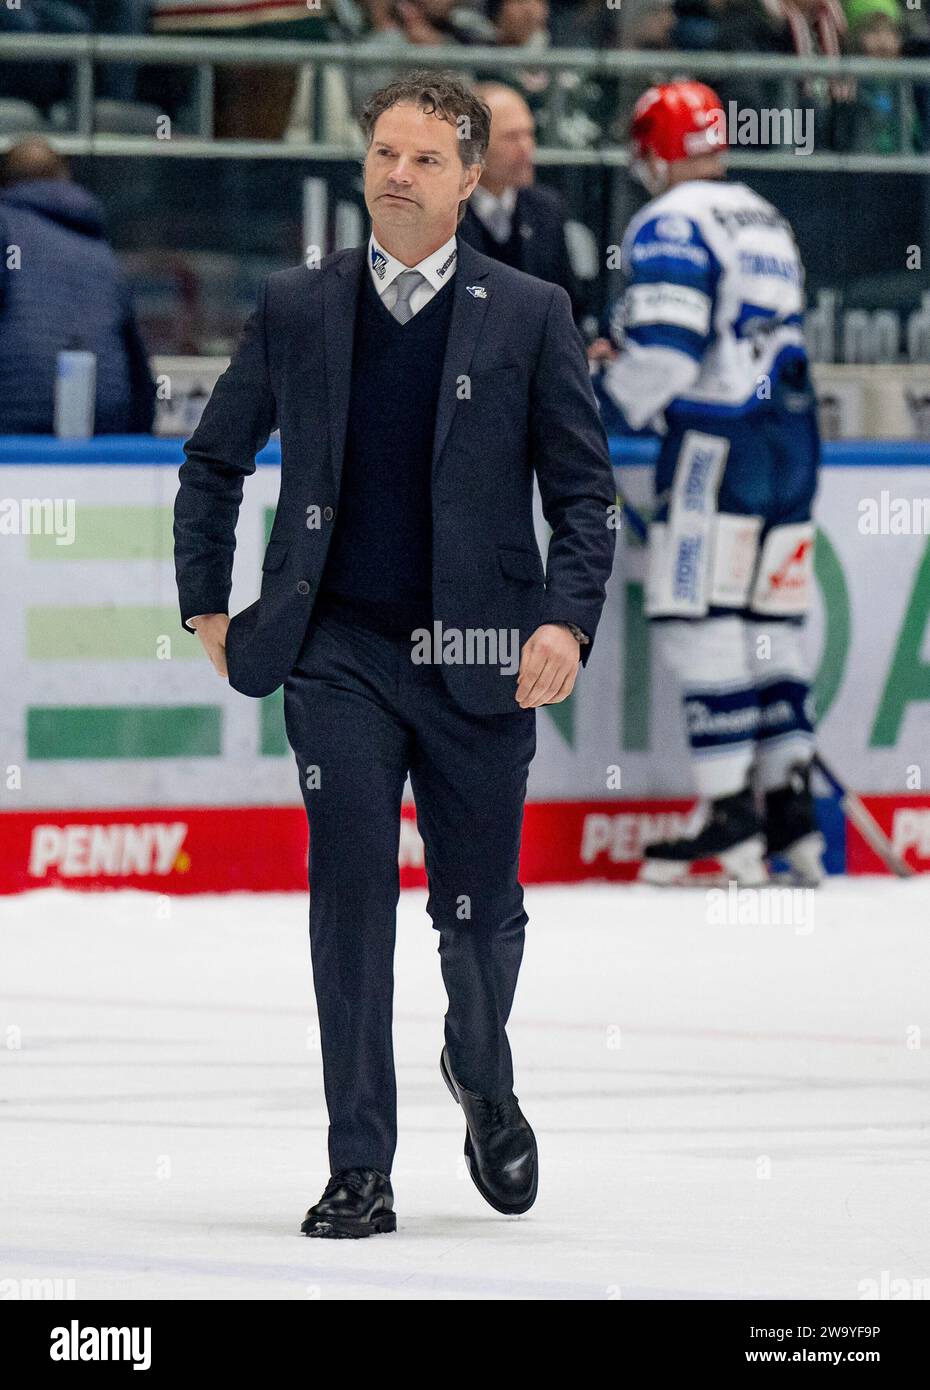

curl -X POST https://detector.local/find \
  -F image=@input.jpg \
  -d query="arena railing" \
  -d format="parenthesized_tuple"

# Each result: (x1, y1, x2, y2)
(1, 35, 930, 173)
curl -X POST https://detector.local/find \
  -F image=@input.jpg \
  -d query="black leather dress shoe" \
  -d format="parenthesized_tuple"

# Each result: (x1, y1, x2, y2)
(300, 1168, 396, 1239)
(440, 1046, 538, 1215)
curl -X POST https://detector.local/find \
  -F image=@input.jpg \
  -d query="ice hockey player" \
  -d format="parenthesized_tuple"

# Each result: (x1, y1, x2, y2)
(594, 80, 825, 886)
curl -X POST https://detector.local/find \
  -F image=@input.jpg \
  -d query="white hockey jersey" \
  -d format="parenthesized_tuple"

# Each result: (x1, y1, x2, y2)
(601, 179, 809, 429)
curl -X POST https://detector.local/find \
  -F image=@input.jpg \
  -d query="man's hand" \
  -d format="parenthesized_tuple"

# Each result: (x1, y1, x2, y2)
(515, 624, 581, 709)
(190, 613, 230, 678)
(587, 337, 618, 363)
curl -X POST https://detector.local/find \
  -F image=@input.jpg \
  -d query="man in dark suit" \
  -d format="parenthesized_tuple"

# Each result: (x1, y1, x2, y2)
(459, 81, 585, 324)
(174, 71, 615, 1238)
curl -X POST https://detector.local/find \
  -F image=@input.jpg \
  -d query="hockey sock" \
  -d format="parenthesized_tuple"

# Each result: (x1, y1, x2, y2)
(656, 616, 759, 800)
(746, 619, 816, 791)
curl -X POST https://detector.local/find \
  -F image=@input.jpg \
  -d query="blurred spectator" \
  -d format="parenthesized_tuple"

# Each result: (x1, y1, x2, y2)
(616, 0, 676, 48)
(898, 0, 930, 150)
(149, 0, 335, 139)
(610, 0, 677, 138)
(489, 0, 548, 45)
(673, 0, 777, 52)
(673, 0, 856, 148)
(547, 0, 618, 48)
(674, 0, 846, 58)
(668, 2, 782, 126)
(763, 0, 853, 121)
(0, 139, 155, 434)
(89, 1, 153, 104)
(481, 0, 604, 146)
(458, 82, 584, 319)
(0, 2, 91, 116)
(843, 0, 922, 151)
(357, 0, 494, 47)
(350, 2, 495, 116)
(391, 0, 495, 42)
(2, 1, 160, 128)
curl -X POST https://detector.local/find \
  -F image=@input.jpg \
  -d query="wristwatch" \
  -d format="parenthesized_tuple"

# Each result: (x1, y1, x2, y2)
(556, 622, 590, 646)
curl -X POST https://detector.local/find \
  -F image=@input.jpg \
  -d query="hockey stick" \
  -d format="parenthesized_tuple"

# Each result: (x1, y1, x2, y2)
(614, 488, 650, 544)
(615, 491, 915, 878)
(807, 754, 914, 878)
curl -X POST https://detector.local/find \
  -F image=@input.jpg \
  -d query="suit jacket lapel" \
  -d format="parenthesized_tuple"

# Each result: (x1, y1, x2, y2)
(321, 245, 365, 500)
(432, 236, 491, 474)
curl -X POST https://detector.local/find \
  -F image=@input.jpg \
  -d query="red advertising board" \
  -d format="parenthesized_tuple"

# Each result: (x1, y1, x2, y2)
(1, 795, 927, 894)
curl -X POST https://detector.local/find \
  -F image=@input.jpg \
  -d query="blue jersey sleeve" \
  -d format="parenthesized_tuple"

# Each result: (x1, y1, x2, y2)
(613, 213, 721, 361)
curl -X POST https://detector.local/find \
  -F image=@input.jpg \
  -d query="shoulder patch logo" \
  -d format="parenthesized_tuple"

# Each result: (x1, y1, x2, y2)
(655, 214, 694, 243)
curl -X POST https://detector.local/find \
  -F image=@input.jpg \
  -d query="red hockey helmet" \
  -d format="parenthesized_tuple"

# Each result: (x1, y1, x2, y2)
(629, 81, 726, 185)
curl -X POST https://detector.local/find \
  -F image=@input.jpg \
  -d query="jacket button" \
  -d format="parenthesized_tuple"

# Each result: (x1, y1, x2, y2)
(297, 580, 310, 595)
(323, 505, 334, 521)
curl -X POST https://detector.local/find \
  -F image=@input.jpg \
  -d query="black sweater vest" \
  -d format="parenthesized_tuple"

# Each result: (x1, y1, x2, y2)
(316, 265, 456, 636)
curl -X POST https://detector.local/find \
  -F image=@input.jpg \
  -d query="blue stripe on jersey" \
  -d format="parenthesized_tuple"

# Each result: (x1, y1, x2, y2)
(631, 254, 713, 289)
(625, 320, 706, 360)
(627, 215, 721, 294)
(733, 302, 803, 340)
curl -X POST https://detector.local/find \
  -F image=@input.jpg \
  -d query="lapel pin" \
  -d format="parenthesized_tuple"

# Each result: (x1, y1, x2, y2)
(466, 285, 488, 299)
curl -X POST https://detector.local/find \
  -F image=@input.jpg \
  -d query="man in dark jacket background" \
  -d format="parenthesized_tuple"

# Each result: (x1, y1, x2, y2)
(459, 82, 585, 325)
(0, 138, 155, 436)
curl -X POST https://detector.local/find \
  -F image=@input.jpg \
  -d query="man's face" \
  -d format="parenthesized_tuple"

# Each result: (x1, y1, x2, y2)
(496, 0, 548, 46)
(859, 19, 901, 59)
(365, 102, 482, 241)
(482, 90, 536, 189)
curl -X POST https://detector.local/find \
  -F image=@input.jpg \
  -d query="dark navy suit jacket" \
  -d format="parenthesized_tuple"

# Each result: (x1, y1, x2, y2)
(174, 234, 616, 716)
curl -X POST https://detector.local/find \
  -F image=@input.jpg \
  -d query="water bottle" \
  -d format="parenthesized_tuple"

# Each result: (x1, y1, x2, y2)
(54, 341, 96, 438)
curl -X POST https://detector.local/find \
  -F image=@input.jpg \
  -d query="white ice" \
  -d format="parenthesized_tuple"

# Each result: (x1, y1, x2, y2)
(2, 879, 929, 1301)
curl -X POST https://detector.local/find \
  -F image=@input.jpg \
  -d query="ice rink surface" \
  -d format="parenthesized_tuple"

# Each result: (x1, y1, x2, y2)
(2, 878, 928, 1301)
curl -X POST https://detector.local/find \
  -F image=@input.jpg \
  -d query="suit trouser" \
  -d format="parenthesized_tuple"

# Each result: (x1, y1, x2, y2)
(282, 606, 537, 1176)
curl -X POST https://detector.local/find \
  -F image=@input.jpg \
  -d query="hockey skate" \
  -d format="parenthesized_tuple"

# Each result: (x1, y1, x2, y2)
(765, 762, 826, 886)
(639, 786, 768, 886)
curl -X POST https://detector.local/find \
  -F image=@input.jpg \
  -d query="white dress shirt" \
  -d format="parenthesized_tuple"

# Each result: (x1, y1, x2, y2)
(367, 231, 458, 318)
(468, 185, 518, 245)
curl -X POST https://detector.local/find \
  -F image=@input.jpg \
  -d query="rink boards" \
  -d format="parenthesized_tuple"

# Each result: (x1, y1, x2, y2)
(0, 436, 928, 889)
(0, 793, 928, 893)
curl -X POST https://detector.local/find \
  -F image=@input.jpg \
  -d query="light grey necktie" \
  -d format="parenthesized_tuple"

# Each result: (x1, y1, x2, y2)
(389, 269, 426, 324)
(486, 204, 512, 244)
